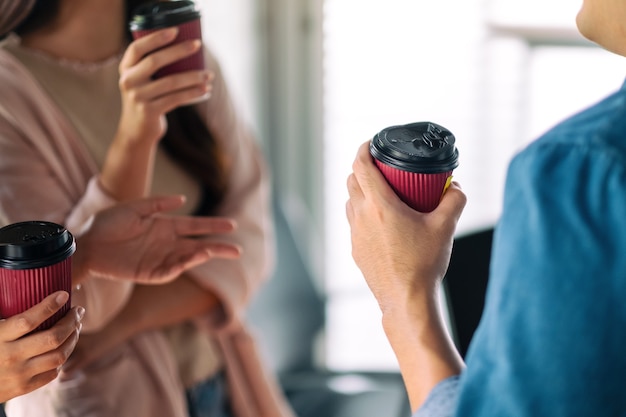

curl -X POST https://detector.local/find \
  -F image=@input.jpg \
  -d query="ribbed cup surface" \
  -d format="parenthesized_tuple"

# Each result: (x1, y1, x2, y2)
(375, 159, 451, 213)
(132, 19, 204, 78)
(0, 258, 72, 332)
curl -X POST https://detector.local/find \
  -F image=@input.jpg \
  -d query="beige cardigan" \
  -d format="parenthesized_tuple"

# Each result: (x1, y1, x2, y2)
(0, 42, 294, 417)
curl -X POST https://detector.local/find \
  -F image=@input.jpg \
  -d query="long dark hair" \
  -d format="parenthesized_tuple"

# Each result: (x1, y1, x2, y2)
(15, 0, 229, 215)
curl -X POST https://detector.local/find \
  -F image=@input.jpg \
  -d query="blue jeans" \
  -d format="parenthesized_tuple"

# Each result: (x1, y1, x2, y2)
(185, 372, 231, 417)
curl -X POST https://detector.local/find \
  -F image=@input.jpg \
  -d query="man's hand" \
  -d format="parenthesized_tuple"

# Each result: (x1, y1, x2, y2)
(346, 141, 466, 311)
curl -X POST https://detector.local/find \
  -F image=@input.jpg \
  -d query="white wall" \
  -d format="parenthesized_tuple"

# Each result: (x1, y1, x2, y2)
(322, 0, 626, 370)
(197, 0, 260, 133)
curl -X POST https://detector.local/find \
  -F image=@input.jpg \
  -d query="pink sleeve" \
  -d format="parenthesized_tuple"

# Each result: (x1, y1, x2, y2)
(70, 178, 136, 332)
(0, 53, 134, 332)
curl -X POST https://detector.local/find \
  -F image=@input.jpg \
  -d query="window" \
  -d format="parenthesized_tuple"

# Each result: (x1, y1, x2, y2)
(198, 0, 260, 131)
(203, 0, 626, 371)
(322, 0, 626, 370)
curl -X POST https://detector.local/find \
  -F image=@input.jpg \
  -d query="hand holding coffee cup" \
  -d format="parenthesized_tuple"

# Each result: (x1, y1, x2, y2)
(129, 0, 205, 79)
(0, 221, 75, 332)
(370, 122, 460, 213)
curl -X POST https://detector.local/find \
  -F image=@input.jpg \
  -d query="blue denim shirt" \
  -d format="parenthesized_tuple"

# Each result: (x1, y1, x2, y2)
(415, 80, 626, 417)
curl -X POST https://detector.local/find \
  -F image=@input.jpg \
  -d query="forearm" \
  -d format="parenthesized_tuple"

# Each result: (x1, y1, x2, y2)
(128, 276, 220, 332)
(382, 290, 464, 413)
(100, 136, 156, 200)
(97, 275, 221, 343)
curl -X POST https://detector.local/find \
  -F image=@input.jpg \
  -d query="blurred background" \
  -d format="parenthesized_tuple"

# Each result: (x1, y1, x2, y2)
(1, 2, 623, 417)
(197, 0, 626, 413)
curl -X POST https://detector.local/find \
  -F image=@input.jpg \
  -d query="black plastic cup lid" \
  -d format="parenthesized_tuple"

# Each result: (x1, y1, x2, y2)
(129, 0, 200, 31)
(0, 221, 76, 270)
(370, 121, 459, 174)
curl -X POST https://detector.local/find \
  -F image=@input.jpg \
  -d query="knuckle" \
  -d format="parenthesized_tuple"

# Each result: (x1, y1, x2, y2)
(15, 378, 32, 395)
(42, 300, 58, 316)
(118, 61, 127, 75)
(118, 74, 132, 90)
(136, 101, 151, 115)
(126, 89, 140, 103)
(14, 316, 36, 334)
(459, 191, 468, 206)
(1, 350, 18, 365)
(144, 55, 159, 70)
(49, 350, 69, 368)
(161, 76, 176, 90)
(42, 330, 65, 349)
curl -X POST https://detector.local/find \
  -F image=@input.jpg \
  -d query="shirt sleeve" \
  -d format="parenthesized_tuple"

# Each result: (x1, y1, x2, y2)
(0, 116, 134, 332)
(0, 53, 134, 332)
(413, 376, 461, 417)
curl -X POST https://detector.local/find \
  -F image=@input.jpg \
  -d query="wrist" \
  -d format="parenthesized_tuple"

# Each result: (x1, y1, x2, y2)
(379, 282, 438, 322)
(100, 136, 156, 200)
(379, 283, 455, 356)
(380, 285, 464, 411)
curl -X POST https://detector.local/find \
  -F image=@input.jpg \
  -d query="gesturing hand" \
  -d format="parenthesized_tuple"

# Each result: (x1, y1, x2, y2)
(73, 195, 241, 285)
(0, 292, 84, 403)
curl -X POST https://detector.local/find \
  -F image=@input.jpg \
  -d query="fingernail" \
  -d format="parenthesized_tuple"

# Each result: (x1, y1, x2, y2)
(190, 39, 201, 50)
(77, 307, 86, 320)
(163, 27, 178, 39)
(56, 291, 69, 305)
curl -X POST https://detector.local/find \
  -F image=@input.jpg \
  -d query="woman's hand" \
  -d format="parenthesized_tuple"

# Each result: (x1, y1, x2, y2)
(100, 27, 214, 201)
(72, 195, 241, 286)
(346, 140, 467, 312)
(117, 27, 213, 146)
(0, 292, 84, 403)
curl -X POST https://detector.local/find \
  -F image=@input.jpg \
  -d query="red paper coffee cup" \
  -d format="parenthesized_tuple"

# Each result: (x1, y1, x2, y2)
(129, 0, 205, 79)
(370, 122, 459, 212)
(0, 221, 76, 332)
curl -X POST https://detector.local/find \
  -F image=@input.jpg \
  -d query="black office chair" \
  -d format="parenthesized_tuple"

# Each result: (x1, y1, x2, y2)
(246, 196, 410, 417)
(443, 227, 494, 358)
